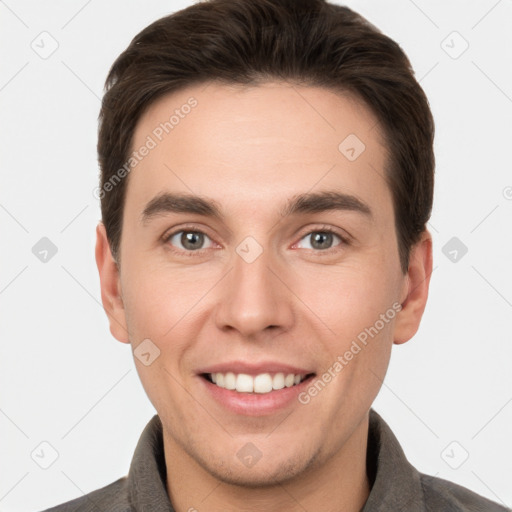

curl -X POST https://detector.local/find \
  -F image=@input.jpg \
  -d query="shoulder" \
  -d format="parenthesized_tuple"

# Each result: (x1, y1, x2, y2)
(38, 476, 131, 512)
(420, 473, 510, 512)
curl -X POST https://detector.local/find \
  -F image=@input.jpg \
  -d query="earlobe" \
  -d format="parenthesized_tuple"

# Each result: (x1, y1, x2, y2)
(95, 222, 130, 344)
(393, 230, 433, 345)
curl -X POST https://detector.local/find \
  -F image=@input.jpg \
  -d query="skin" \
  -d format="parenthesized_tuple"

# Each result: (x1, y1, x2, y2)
(96, 81, 432, 512)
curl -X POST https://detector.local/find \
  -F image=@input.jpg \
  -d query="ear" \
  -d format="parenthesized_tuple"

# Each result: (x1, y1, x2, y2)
(393, 230, 433, 345)
(95, 222, 130, 344)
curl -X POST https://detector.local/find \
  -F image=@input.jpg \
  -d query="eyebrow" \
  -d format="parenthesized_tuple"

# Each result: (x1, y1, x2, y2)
(140, 190, 373, 225)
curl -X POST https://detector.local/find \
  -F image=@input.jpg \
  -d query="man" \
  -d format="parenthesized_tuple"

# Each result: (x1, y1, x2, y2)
(43, 0, 508, 510)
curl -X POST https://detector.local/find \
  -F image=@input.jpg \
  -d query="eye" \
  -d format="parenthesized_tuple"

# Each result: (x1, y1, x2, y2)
(164, 229, 215, 253)
(295, 228, 346, 252)
(162, 225, 349, 257)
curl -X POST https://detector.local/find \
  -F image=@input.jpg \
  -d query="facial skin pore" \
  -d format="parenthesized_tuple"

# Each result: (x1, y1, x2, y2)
(96, 81, 432, 512)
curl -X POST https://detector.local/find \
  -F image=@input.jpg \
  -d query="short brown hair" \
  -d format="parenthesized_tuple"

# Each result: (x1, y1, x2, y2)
(98, 0, 434, 273)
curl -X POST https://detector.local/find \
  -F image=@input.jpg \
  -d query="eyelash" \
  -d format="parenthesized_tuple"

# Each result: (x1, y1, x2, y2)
(162, 224, 351, 258)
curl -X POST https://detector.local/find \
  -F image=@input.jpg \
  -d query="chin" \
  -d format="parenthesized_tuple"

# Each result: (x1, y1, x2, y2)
(204, 447, 320, 489)
(213, 463, 303, 488)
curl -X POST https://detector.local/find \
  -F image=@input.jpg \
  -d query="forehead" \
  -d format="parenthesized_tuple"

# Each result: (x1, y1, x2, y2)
(126, 81, 391, 220)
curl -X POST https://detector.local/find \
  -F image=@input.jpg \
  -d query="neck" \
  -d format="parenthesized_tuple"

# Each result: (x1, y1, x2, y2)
(163, 413, 371, 512)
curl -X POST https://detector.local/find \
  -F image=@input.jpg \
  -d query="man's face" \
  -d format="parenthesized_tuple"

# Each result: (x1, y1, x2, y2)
(99, 82, 421, 486)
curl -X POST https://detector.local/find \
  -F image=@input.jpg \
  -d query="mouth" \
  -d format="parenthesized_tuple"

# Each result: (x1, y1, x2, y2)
(200, 371, 316, 394)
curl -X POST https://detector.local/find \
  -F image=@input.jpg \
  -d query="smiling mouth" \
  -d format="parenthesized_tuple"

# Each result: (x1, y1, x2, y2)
(201, 372, 316, 394)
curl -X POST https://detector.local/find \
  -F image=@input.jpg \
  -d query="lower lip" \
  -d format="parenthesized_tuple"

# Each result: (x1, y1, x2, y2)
(198, 374, 315, 416)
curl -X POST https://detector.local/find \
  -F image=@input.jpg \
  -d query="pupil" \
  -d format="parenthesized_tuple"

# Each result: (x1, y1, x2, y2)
(182, 232, 203, 250)
(312, 232, 332, 250)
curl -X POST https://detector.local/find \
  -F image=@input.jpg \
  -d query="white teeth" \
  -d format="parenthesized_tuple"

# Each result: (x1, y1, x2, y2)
(273, 373, 285, 390)
(224, 372, 236, 390)
(209, 372, 308, 394)
(284, 374, 295, 387)
(236, 373, 254, 392)
(254, 373, 273, 393)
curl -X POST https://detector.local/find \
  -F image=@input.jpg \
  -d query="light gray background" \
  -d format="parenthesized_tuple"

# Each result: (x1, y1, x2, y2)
(1, 0, 511, 510)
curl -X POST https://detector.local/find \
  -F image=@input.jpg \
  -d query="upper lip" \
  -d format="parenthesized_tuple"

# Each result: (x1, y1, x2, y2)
(197, 361, 315, 377)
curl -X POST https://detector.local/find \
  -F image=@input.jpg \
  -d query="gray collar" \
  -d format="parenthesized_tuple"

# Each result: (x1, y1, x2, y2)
(362, 409, 425, 511)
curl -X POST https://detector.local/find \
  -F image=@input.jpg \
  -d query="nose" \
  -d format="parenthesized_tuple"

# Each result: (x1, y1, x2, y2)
(214, 242, 294, 340)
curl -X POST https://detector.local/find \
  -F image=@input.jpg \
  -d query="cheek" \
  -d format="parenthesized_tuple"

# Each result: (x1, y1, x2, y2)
(121, 268, 203, 410)
(122, 260, 205, 340)
(293, 260, 400, 344)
